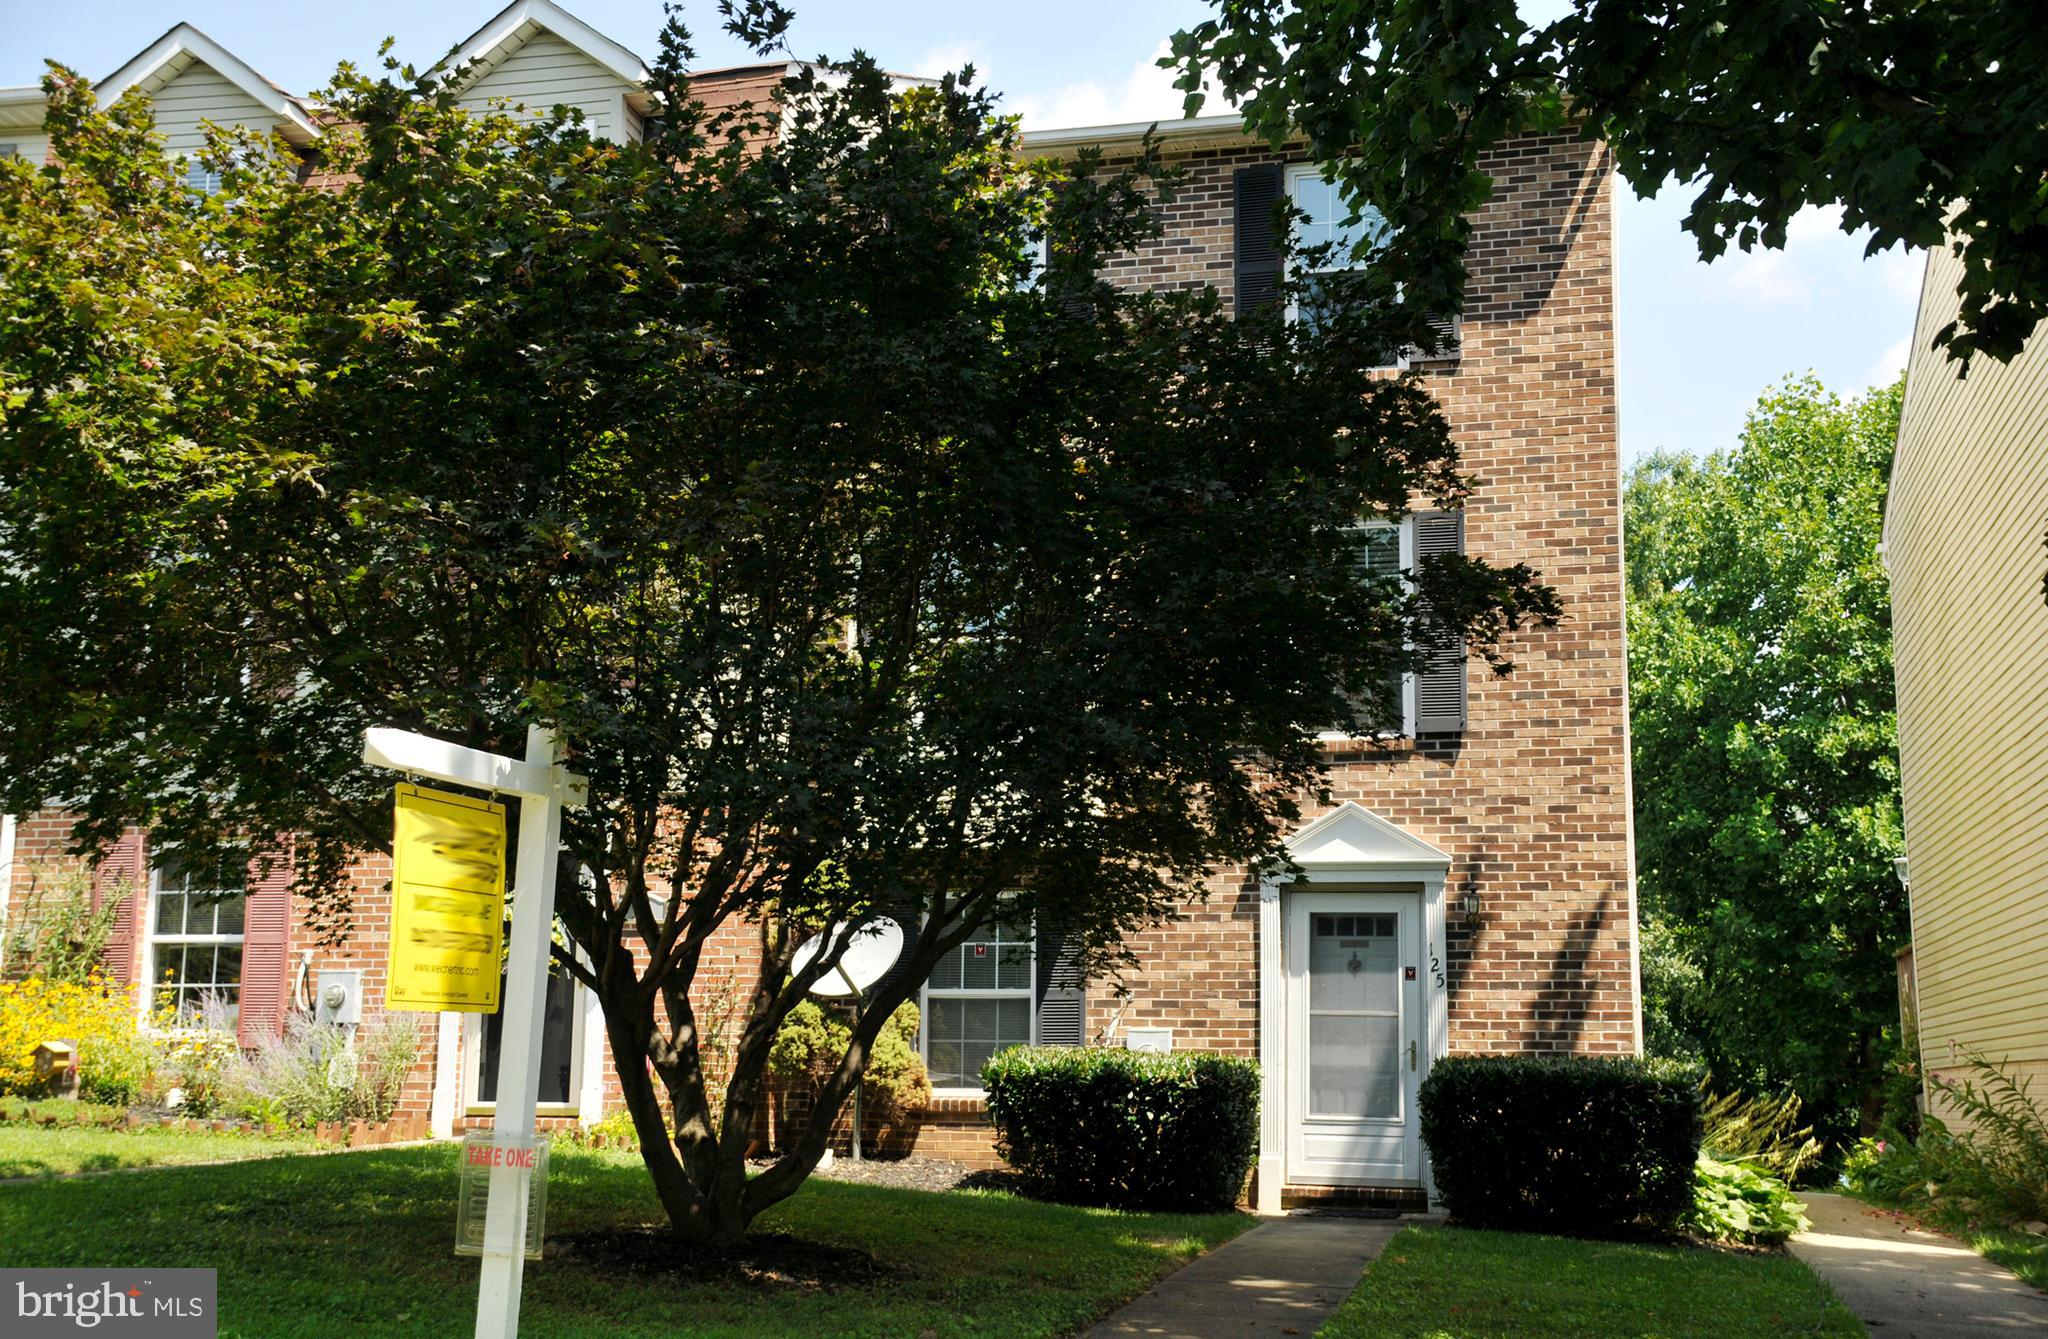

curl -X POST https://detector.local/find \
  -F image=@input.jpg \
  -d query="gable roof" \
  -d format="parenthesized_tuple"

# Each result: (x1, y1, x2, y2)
(100, 22, 320, 144)
(1283, 801, 1451, 872)
(439, 0, 651, 95)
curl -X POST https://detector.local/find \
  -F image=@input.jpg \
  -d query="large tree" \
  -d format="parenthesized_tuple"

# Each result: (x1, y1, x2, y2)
(1167, 0, 2048, 364)
(0, 12, 1556, 1241)
(1626, 378, 1907, 1141)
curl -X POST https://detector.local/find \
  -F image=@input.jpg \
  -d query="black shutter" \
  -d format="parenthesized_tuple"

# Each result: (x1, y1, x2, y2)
(1233, 162, 1285, 317)
(1034, 931, 1086, 1047)
(1413, 510, 1469, 733)
(1415, 313, 1463, 361)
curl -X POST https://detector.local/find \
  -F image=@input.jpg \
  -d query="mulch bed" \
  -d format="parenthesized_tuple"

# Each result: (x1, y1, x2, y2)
(550, 1156, 1022, 1291)
(744, 1152, 1025, 1196)
(549, 1228, 896, 1291)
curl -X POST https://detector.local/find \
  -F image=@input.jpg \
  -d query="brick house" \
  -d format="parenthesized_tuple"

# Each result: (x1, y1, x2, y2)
(1, 0, 1636, 1210)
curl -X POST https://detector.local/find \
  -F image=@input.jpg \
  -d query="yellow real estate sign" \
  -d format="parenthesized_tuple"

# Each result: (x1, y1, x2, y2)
(387, 783, 507, 1012)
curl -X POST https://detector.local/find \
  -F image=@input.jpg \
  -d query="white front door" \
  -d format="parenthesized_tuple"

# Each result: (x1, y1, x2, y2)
(1284, 889, 1423, 1184)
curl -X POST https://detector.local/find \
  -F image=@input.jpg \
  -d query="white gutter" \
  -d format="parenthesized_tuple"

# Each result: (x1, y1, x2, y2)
(1019, 111, 1250, 154)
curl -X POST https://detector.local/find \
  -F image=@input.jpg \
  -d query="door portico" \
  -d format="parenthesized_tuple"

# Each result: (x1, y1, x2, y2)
(1256, 802, 1451, 1213)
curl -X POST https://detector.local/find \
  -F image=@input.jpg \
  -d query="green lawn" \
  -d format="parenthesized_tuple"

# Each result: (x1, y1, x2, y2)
(0, 1139, 1251, 1338)
(1960, 1224, 2047, 1294)
(0, 1123, 321, 1178)
(1317, 1226, 1864, 1339)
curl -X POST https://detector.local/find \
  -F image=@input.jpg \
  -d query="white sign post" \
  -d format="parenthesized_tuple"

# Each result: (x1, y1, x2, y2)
(363, 724, 587, 1339)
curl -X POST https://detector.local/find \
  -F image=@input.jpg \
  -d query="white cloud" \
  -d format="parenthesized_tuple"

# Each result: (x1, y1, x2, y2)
(1874, 244, 1925, 301)
(911, 41, 984, 82)
(1721, 247, 1813, 305)
(1785, 203, 1846, 244)
(1005, 40, 1227, 131)
(1867, 335, 1911, 387)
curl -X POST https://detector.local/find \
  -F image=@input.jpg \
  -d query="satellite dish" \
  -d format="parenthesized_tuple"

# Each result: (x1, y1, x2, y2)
(791, 917, 903, 998)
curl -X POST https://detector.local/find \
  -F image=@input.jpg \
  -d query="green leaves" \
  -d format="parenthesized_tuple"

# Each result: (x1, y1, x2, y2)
(1169, 0, 2048, 364)
(1627, 377, 1907, 1142)
(1687, 1155, 1810, 1245)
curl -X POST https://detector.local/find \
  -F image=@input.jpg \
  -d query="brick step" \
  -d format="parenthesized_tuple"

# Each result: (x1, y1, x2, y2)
(1280, 1183, 1427, 1213)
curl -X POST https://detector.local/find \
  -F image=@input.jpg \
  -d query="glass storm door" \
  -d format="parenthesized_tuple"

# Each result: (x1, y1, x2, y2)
(1284, 890, 1422, 1184)
(467, 964, 581, 1112)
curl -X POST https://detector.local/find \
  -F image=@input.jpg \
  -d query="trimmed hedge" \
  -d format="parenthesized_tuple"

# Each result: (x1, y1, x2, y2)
(982, 1046, 1258, 1210)
(1419, 1055, 1703, 1233)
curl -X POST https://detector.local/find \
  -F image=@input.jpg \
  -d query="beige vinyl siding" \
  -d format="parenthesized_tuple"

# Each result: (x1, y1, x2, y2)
(1886, 241, 2048, 1100)
(455, 29, 640, 143)
(147, 60, 278, 160)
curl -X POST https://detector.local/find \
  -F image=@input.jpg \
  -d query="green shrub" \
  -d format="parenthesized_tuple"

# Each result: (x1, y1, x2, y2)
(1926, 1050, 2048, 1225)
(350, 1013, 422, 1123)
(0, 866, 130, 984)
(1418, 1055, 1703, 1234)
(767, 1000, 932, 1125)
(981, 1046, 1258, 1211)
(571, 1106, 644, 1149)
(1848, 1052, 2048, 1234)
(0, 973, 145, 1098)
(232, 1013, 424, 1127)
(79, 1028, 157, 1108)
(1874, 1029, 1924, 1140)
(1843, 1135, 1930, 1205)
(1687, 1155, 1809, 1244)
(1700, 1087, 1823, 1184)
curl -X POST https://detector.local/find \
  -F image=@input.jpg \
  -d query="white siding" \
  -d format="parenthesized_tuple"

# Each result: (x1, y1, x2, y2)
(1887, 243, 2048, 1101)
(455, 29, 640, 143)
(147, 60, 279, 160)
(0, 132, 49, 166)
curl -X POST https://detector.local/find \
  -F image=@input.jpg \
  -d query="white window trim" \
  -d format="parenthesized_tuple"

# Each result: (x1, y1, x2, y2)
(919, 912, 1038, 1100)
(138, 859, 246, 1031)
(1318, 515, 1417, 743)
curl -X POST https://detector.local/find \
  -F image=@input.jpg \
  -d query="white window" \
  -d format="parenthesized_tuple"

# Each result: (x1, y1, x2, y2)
(143, 858, 245, 1026)
(0, 145, 19, 161)
(1320, 517, 1416, 740)
(184, 162, 224, 196)
(1284, 164, 1394, 353)
(462, 958, 588, 1117)
(1283, 164, 1459, 364)
(921, 915, 1035, 1092)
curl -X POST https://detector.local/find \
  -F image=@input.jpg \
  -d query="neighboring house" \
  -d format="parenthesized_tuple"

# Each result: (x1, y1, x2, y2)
(0, 86, 50, 165)
(1884, 245, 2048, 1113)
(1, 0, 1637, 1210)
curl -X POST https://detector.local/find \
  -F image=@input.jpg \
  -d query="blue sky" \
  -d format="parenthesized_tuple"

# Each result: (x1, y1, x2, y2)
(4, 0, 1924, 462)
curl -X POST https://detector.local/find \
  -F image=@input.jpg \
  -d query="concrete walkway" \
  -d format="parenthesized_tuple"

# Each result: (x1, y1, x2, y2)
(1791, 1192, 2048, 1337)
(1082, 1214, 1406, 1338)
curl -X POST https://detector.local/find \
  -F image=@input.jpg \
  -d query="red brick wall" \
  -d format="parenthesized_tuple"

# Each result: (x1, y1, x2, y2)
(1080, 127, 1635, 1060)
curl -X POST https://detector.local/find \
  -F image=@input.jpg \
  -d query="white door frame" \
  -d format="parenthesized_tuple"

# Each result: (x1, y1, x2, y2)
(1256, 802, 1450, 1213)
